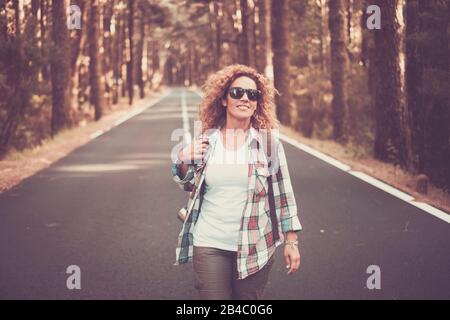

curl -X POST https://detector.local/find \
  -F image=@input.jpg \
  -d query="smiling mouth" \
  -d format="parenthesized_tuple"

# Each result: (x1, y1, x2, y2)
(236, 105, 250, 110)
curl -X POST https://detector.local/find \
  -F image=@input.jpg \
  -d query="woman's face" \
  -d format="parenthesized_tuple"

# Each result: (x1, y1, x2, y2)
(222, 76, 258, 123)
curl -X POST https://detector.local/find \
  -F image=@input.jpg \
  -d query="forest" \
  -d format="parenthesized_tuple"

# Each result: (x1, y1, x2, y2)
(0, 0, 449, 192)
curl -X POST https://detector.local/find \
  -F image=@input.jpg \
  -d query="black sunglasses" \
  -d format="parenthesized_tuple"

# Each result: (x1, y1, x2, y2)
(228, 87, 261, 101)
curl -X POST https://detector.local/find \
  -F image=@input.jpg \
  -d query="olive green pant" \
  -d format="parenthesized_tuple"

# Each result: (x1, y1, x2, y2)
(193, 246, 274, 300)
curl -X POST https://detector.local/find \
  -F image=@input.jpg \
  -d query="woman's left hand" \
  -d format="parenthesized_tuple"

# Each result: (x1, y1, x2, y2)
(284, 243, 301, 275)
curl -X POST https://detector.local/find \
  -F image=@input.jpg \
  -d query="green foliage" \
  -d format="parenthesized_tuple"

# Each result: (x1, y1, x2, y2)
(290, 57, 374, 157)
(289, 0, 322, 68)
(292, 66, 333, 140)
(405, 0, 450, 188)
(147, 2, 172, 27)
(0, 14, 51, 153)
(347, 64, 374, 156)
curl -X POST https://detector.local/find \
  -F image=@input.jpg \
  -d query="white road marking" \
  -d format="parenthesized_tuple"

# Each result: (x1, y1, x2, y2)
(409, 201, 450, 223)
(181, 90, 191, 143)
(348, 171, 414, 202)
(280, 133, 351, 171)
(89, 130, 104, 140)
(279, 134, 449, 224)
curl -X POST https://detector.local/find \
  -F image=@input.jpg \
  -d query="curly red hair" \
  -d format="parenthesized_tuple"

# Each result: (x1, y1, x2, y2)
(199, 64, 279, 133)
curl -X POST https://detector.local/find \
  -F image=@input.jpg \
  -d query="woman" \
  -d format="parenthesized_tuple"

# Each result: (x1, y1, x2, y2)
(172, 64, 302, 300)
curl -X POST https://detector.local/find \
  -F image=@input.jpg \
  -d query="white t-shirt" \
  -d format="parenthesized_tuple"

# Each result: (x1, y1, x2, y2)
(193, 133, 249, 251)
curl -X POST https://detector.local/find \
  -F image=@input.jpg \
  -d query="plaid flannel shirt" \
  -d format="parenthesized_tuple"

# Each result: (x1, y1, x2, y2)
(171, 127, 302, 279)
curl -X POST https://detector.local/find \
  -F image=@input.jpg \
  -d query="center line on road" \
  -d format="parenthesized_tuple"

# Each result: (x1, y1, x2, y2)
(181, 90, 192, 143)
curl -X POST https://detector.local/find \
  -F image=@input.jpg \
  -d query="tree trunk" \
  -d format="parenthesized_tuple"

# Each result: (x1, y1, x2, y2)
(127, 0, 135, 105)
(146, 37, 152, 89)
(207, 1, 217, 69)
(13, 0, 20, 36)
(40, 0, 49, 80)
(0, 0, 29, 154)
(50, 0, 72, 135)
(406, 0, 450, 188)
(361, 0, 377, 109)
(373, 0, 406, 164)
(28, 0, 40, 83)
(256, 0, 268, 74)
(328, 0, 349, 143)
(112, 9, 122, 104)
(193, 41, 199, 84)
(240, 0, 256, 68)
(136, 2, 145, 98)
(214, 0, 222, 68)
(88, 0, 104, 121)
(152, 39, 160, 84)
(223, 0, 239, 63)
(70, 0, 85, 113)
(317, 0, 326, 71)
(271, 0, 295, 126)
(346, 0, 353, 44)
(30, 0, 39, 39)
(102, 0, 114, 108)
(240, 0, 249, 65)
(405, 0, 421, 173)
(263, 0, 273, 79)
(120, 11, 127, 98)
(187, 41, 193, 86)
(360, 0, 369, 67)
(0, 1, 7, 41)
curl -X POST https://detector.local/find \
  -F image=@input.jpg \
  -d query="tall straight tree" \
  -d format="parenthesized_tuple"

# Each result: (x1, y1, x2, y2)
(102, 0, 114, 108)
(346, 0, 353, 44)
(116, 9, 127, 100)
(136, 0, 146, 98)
(372, 0, 406, 164)
(360, 0, 371, 67)
(121, 10, 128, 98)
(213, 0, 222, 68)
(256, 0, 269, 74)
(405, 0, 450, 187)
(361, 0, 377, 127)
(271, 0, 294, 126)
(240, 0, 256, 68)
(88, 0, 104, 120)
(405, 0, 421, 172)
(50, 0, 72, 135)
(127, 0, 135, 105)
(70, 0, 86, 112)
(0, 0, 29, 154)
(151, 39, 160, 86)
(328, 0, 349, 143)
(223, 0, 239, 63)
(0, 2, 6, 44)
(30, 0, 39, 50)
(207, 0, 218, 69)
(40, 0, 49, 80)
(317, 0, 326, 71)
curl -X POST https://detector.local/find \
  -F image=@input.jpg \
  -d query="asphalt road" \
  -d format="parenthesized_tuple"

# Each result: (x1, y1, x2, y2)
(1, 88, 449, 299)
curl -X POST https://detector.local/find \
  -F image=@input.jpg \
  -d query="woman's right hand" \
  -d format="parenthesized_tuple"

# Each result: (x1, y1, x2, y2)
(177, 137, 209, 164)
